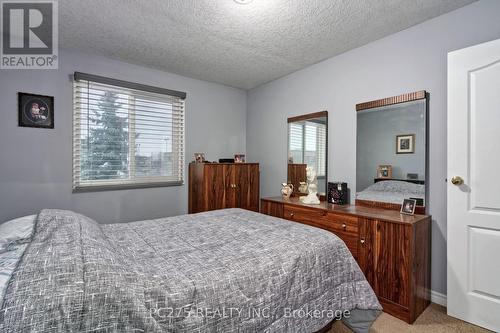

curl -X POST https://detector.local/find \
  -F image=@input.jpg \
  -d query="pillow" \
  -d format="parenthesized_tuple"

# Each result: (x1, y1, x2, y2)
(0, 243, 28, 302)
(0, 215, 36, 250)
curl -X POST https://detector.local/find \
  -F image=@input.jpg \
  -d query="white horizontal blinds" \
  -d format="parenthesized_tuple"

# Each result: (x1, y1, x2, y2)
(288, 123, 304, 164)
(288, 121, 326, 176)
(315, 123, 326, 176)
(73, 76, 185, 190)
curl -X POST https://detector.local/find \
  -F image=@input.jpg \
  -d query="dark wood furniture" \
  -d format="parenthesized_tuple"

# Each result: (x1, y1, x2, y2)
(260, 196, 431, 324)
(287, 163, 307, 196)
(374, 178, 425, 185)
(355, 199, 426, 215)
(189, 163, 259, 213)
(287, 110, 329, 123)
(356, 91, 426, 111)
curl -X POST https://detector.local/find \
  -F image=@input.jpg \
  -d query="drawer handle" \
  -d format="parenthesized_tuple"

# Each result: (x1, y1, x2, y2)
(290, 212, 294, 217)
(342, 223, 347, 229)
(360, 238, 365, 244)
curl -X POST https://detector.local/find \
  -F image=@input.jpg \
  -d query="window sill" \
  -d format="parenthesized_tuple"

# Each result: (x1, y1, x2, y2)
(73, 181, 183, 193)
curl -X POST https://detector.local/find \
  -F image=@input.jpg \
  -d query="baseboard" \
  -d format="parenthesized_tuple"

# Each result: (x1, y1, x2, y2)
(431, 290, 447, 307)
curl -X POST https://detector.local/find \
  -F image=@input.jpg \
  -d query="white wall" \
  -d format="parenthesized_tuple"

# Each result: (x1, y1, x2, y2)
(247, 0, 500, 295)
(0, 49, 247, 224)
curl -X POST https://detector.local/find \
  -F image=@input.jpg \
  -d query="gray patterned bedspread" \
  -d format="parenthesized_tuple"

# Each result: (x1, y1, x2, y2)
(357, 180, 425, 204)
(0, 208, 381, 333)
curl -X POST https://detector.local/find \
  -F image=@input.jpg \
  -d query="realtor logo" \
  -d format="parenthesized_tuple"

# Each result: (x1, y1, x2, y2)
(1, 0, 58, 69)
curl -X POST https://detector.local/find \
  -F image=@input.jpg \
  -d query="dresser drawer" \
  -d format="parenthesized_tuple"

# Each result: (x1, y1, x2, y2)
(326, 213, 359, 234)
(283, 204, 328, 226)
(283, 204, 358, 258)
(261, 200, 283, 218)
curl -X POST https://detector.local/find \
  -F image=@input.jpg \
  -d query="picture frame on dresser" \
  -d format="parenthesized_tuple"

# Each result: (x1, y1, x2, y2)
(377, 165, 392, 179)
(234, 154, 245, 163)
(400, 198, 417, 215)
(194, 153, 205, 163)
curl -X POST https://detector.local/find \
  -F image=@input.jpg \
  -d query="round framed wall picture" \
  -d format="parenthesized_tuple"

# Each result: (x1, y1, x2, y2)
(18, 92, 54, 129)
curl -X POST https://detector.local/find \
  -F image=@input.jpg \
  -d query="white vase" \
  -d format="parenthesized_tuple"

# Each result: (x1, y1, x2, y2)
(298, 182, 308, 194)
(281, 183, 294, 199)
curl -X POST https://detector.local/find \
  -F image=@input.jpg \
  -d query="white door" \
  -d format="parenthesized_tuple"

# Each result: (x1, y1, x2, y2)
(448, 38, 500, 332)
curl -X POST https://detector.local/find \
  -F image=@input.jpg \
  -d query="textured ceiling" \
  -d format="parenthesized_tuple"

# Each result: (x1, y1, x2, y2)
(59, 0, 476, 89)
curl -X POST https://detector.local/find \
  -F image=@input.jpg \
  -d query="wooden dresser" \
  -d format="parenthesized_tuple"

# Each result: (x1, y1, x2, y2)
(189, 163, 259, 213)
(261, 197, 431, 324)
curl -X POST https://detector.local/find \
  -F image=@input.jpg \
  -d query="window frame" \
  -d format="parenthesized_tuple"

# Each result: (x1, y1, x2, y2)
(72, 72, 186, 192)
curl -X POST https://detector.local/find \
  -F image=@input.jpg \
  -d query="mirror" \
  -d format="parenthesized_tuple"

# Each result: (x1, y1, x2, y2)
(356, 91, 427, 213)
(287, 111, 328, 197)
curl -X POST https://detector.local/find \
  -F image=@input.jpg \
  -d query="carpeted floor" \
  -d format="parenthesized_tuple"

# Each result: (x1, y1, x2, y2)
(329, 303, 492, 333)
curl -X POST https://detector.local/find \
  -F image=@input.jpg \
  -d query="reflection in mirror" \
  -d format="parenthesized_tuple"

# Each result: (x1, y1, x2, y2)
(287, 111, 328, 196)
(356, 92, 427, 212)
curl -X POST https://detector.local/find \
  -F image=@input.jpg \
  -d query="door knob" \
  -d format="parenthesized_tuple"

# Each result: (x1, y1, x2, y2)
(360, 239, 365, 244)
(451, 176, 464, 186)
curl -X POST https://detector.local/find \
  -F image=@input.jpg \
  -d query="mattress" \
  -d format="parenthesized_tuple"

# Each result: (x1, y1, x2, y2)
(0, 208, 381, 332)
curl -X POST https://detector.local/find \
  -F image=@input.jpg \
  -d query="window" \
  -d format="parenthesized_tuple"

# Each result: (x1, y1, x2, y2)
(288, 120, 326, 176)
(73, 72, 186, 191)
(289, 123, 304, 165)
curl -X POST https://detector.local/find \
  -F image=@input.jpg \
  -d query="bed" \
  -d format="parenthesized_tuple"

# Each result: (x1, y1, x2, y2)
(356, 180, 425, 205)
(0, 209, 381, 332)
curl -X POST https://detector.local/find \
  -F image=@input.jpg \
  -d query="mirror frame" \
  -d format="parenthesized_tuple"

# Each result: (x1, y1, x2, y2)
(355, 91, 428, 214)
(287, 110, 328, 199)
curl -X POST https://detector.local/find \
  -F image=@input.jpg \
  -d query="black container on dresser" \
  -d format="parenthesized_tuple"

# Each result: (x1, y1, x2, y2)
(327, 182, 348, 204)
